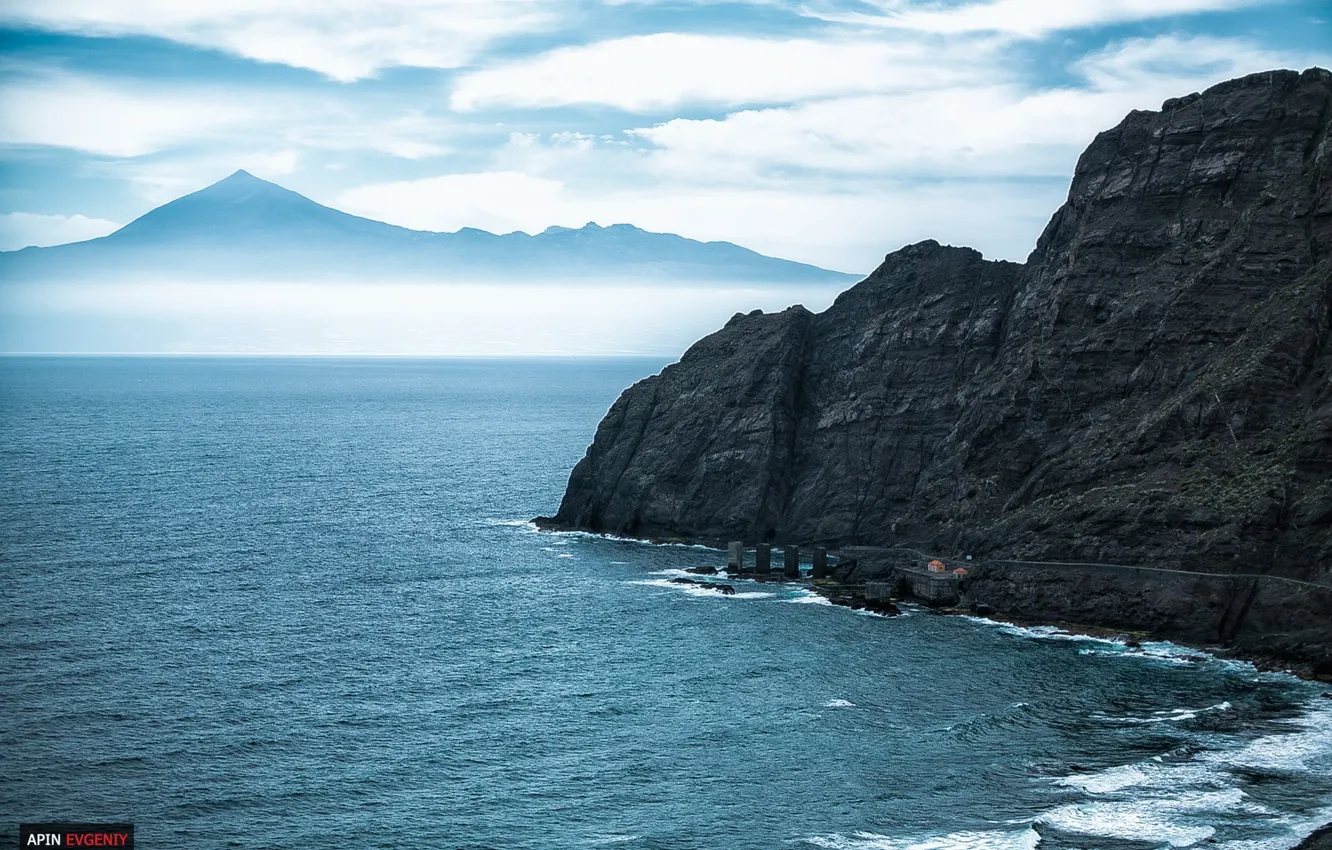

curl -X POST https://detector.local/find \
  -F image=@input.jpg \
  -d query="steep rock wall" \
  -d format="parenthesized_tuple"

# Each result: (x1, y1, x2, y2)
(541, 69, 1332, 609)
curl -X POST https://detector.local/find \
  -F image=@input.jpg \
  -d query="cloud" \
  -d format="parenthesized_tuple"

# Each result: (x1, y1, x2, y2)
(355, 32, 1325, 271)
(94, 150, 305, 205)
(338, 171, 568, 235)
(627, 87, 1116, 181)
(451, 32, 997, 111)
(1072, 33, 1306, 91)
(285, 111, 453, 160)
(622, 34, 1317, 181)
(0, 71, 457, 163)
(810, 0, 1269, 36)
(0, 212, 121, 250)
(0, 279, 851, 355)
(0, 75, 264, 157)
(0, 0, 561, 81)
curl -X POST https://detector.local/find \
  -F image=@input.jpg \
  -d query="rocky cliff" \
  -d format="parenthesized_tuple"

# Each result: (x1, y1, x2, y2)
(539, 68, 1332, 658)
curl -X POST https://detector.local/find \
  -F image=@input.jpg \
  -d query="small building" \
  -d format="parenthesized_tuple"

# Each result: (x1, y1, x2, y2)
(927, 559, 947, 573)
(952, 567, 968, 579)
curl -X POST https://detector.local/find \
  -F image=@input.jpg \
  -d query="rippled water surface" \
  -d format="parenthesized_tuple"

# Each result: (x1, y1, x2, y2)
(2, 357, 1329, 849)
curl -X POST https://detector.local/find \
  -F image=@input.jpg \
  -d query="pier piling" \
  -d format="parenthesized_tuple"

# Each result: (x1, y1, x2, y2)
(783, 546, 800, 578)
(756, 543, 772, 574)
(812, 547, 829, 579)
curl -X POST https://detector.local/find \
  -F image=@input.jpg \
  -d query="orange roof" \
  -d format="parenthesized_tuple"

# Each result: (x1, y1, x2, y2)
(928, 559, 946, 567)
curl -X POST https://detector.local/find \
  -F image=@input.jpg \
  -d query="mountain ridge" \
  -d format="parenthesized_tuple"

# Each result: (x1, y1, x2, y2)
(1, 170, 858, 283)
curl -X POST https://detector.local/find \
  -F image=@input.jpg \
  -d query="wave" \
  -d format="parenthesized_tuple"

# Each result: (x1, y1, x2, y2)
(1201, 700, 1332, 773)
(490, 518, 719, 551)
(958, 617, 1121, 646)
(543, 527, 719, 551)
(1047, 699, 1332, 848)
(488, 519, 537, 528)
(802, 827, 1039, 850)
(784, 588, 834, 605)
(1056, 759, 1226, 795)
(1036, 789, 1254, 847)
(626, 578, 773, 600)
(1090, 701, 1233, 725)
(824, 699, 856, 708)
(957, 614, 1273, 679)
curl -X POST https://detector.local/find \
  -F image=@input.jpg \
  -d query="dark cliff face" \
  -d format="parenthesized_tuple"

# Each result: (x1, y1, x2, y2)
(544, 68, 1332, 587)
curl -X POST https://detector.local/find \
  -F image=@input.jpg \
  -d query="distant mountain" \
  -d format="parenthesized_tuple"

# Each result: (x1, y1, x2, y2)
(0, 171, 858, 284)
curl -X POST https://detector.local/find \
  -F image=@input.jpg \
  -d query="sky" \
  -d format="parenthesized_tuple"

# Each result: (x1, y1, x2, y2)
(0, 0, 1329, 274)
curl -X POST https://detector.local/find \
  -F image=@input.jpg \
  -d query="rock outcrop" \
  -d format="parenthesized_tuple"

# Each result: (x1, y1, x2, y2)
(539, 68, 1332, 660)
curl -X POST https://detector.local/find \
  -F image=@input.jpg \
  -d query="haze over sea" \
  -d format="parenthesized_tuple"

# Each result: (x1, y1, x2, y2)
(2, 356, 1330, 849)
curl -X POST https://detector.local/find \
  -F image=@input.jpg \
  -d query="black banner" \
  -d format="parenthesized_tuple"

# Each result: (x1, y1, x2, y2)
(19, 824, 133, 848)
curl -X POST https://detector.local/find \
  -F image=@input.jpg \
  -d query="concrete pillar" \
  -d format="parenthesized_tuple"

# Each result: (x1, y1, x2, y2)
(812, 547, 829, 579)
(755, 543, 772, 574)
(783, 546, 800, 578)
(727, 541, 745, 574)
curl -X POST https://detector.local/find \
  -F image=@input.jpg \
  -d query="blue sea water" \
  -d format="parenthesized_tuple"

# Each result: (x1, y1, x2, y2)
(1, 357, 1330, 850)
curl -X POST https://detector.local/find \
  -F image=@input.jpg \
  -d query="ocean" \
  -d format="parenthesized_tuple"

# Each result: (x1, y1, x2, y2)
(1, 356, 1329, 849)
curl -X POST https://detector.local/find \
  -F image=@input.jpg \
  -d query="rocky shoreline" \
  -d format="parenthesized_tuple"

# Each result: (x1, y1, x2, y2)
(810, 568, 1330, 681)
(1296, 824, 1332, 850)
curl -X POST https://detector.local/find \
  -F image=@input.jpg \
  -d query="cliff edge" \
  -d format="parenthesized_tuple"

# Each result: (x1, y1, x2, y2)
(539, 68, 1332, 666)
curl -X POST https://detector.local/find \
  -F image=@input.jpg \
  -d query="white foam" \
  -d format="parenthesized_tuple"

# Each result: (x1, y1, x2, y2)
(1202, 702, 1332, 773)
(824, 699, 856, 708)
(1138, 641, 1211, 661)
(958, 614, 1261, 678)
(802, 828, 1039, 850)
(1057, 764, 1149, 794)
(557, 553, 573, 559)
(1055, 760, 1222, 795)
(544, 528, 717, 551)
(489, 519, 537, 528)
(1092, 701, 1233, 725)
(784, 588, 834, 605)
(626, 578, 773, 600)
(1047, 698, 1332, 847)
(1040, 788, 1262, 847)
(959, 617, 1121, 648)
(1080, 647, 1194, 666)
(1214, 801, 1332, 850)
(1038, 800, 1217, 847)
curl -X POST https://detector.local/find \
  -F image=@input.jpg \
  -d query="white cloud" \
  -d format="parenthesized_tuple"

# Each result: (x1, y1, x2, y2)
(0, 212, 121, 250)
(451, 32, 996, 111)
(811, 0, 1269, 36)
(0, 0, 560, 81)
(1072, 33, 1305, 91)
(628, 87, 1118, 181)
(285, 111, 453, 160)
(338, 171, 568, 234)
(0, 71, 457, 163)
(622, 34, 1319, 181)
(0, 76, 263, 157)
(97, 150, 305, 205)
(0, 279, 850, 355)
(350, 32, 1325, 272)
